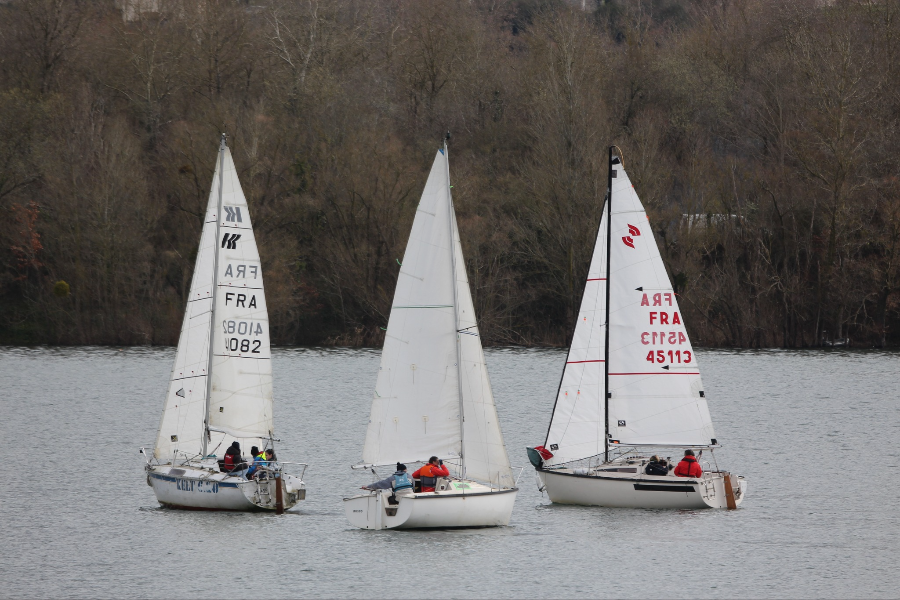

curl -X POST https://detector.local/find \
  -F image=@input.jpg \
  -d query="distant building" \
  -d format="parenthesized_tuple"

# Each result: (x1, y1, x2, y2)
(682, 214, 741, 231)
(115, 0, 160, 22)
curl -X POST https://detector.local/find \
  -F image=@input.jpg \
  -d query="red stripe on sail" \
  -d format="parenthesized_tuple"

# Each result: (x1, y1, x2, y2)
(566, 360, 605, 364)
(609, 372, 700, 376)
(586, 278, 607, 281)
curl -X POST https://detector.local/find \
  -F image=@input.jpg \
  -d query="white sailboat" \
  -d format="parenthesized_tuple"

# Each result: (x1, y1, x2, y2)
(529, 148, 747, 510)
(142, 135, 306, 512)
(343, 138, 517, 529)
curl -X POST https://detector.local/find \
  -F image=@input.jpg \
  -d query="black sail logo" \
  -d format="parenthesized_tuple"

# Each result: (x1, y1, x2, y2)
(221, 233, 241, 249)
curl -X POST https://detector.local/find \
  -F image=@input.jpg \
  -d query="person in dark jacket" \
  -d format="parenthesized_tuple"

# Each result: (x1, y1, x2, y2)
(362, 463, 415, 497)
(673, 449, 703, 478)
(644, 455, 670, 476)
(222, 441, 245, 473)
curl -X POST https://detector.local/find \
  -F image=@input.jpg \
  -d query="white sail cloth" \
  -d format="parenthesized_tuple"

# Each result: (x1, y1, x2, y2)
(544, 157, 715, 465)
(362, 149, 513, 487)
(606, 161, 714, 447)
(154, 143, 273, 461)
(544, 210, 608, 466)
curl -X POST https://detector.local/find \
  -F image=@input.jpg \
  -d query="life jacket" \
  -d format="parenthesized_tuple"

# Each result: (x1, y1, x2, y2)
(674, 456, 702, 478)
(416, 463, 446, 489)
(393, 471, 413, 492)
(223, 451, 237, 471)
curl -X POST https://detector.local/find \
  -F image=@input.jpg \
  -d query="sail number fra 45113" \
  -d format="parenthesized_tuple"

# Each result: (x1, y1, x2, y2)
(645, 350, 692, 364)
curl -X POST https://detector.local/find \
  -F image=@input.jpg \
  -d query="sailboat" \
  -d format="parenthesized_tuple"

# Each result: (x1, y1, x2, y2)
(142, 135, 306, 512)
(343, 137, 517, 529)
(528, 148, 747, 510)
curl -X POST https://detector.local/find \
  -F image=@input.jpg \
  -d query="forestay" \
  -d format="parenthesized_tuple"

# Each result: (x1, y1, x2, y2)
(543, 210, 609, 467)
(154, 142, 273, 461)
(606, 159, 715, 447)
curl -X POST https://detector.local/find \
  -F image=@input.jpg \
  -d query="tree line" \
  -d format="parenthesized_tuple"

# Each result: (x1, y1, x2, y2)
(1, 0, 899, 348)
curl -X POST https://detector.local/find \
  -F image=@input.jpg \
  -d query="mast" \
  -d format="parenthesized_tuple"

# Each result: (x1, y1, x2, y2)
(444, 132, 466, 479)
(603, 146, 614, 463)
(201, 133, 227, 457)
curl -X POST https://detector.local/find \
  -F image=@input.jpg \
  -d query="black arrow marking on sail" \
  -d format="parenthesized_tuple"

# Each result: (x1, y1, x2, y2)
(662, 365, 670, 370)
(176, 388, 185, 397)
(636, 287, 643, 291)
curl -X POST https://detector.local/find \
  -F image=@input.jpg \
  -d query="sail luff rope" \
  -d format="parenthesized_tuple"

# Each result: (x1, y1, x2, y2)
(444, 137, 466, 480)
(202, 134, 227, 457)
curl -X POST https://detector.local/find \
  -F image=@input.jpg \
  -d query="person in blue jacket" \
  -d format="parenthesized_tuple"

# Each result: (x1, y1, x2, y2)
(246, 447, 267, 479)
(362, 463, 414, 497)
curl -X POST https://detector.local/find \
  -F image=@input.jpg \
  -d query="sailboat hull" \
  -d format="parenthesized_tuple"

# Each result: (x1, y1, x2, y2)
(537, 468, 746, 509)
(343, 486, 517, 530)
(148, 465, 305, 512)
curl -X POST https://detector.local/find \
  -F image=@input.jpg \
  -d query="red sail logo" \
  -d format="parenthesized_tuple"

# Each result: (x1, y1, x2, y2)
(622, 223, 641, 248)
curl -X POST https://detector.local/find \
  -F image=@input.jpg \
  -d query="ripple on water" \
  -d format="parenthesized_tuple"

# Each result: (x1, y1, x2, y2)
(0, 346, 898, 598)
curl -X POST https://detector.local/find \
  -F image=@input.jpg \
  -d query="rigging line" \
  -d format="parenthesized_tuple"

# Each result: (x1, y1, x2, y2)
(170, 374, 208, 382)
(445, 137, 466, 480)
(391, 305, 453, 308)
(211, 354, 271, 360)
(202, 133, 227, 458)
(603, 146, 615, 463)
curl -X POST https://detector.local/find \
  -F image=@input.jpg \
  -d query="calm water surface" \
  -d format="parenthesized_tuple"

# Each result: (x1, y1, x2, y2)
(0, 346, 897, 598)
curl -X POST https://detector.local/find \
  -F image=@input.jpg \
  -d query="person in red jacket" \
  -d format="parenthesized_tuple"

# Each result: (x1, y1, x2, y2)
(673, 449, 703, 478)
(413, 456, 450, 492)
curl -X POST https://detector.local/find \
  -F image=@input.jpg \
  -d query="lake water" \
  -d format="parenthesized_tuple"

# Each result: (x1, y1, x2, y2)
(0, 346, 897, 598)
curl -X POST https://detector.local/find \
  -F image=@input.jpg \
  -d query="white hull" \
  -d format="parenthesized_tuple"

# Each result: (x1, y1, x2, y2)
(148, 465, 305, 512)
(538, 468, 746, 509)
(343, 483, 517, 530)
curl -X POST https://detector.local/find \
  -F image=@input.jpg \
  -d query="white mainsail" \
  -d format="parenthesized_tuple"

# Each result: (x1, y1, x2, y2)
(154, 139, 273, 461)
(544, 154, 715, 465)
(362, 147, 512, 487)
(606, 158, 714, 447)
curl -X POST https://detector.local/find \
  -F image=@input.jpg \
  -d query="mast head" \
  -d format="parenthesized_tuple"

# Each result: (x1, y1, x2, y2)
(610, 145, 623, 167)
(220, 131, 228, 150)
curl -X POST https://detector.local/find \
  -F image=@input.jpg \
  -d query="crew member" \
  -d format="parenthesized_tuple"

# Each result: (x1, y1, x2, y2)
(673, 449, 703, 478)
(644, 455, 670, 476)
(246, 446, 266, 478)
(362, 463, 414, 497)
(413, 456, 450, 492)
(222, 441, 244, 473)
